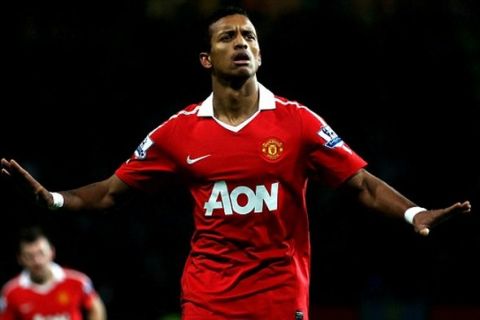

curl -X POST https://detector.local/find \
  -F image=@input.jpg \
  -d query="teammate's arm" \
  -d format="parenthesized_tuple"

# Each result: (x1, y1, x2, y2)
(1, 158, 132, 211)
(344, 168, 471, 236)
(86, 295, 107, 320)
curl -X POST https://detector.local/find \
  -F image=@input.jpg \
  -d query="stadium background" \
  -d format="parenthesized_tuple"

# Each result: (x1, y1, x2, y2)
(2, 0, 479, 319)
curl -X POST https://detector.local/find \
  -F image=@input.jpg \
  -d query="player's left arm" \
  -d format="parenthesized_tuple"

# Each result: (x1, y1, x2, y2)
(344, 168, 472, 236)
(86, 295, 107, 320)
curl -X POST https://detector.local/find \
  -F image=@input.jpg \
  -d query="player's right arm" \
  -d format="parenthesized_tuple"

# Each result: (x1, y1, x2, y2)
(1, 158, 133, 211)
(0, 288, 15, 320)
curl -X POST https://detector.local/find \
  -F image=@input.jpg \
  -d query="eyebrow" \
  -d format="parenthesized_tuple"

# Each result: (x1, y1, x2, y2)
(216, 27, 256, 36)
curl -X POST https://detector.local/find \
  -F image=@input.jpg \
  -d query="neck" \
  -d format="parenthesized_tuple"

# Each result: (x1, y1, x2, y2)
(29, 266, 53, 285)
(211, 77, 259, 126)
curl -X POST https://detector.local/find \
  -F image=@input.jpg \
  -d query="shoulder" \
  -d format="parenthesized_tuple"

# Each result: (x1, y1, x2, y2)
(273, 95, 311, 114)
(258, 83, 306, 113)
(169, 103, 202, 120)
(273, 95, 325, 120)
(63, 268, 92, 285)
(274, 95, 304, 108)
(149, 103, 202, 136)
(1, 276, 22, 297)
(62, 268, 96, 294)
(165, 103, 202, 122)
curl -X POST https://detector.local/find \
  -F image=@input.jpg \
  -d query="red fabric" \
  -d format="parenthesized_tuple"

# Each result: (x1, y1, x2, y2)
(1, 268, 97, 320)
(116, 86, 367, 319)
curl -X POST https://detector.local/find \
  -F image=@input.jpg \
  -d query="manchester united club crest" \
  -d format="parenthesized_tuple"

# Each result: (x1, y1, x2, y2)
(57, 291, 70, 305)
(261, 138, 284, 161)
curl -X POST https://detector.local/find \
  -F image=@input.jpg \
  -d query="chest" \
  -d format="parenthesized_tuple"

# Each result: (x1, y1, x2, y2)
(172, 115, 304, 182)
(13, 285, 81, 318)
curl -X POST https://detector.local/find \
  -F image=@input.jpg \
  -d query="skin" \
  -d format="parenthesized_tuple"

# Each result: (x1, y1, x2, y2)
(0, 13, 472, 241)
(18, 237, 56, 285)
(199, 14, 262, 126)
(17, 237, 107, 320)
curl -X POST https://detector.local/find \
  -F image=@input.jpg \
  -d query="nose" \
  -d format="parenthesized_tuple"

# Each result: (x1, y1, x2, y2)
(31, 256, 44, 266)
(233, 34, 248, 49)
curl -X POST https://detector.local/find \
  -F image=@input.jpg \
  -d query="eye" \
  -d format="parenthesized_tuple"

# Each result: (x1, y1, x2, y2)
(219, 31, 234, 42)
(244, 32, 256, 40)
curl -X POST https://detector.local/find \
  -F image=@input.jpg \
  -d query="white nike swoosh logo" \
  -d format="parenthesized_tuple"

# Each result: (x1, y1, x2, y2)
(186, 154, 211, 165)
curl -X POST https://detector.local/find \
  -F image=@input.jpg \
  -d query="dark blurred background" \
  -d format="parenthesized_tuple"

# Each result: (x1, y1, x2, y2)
(2, 0, 480, 319)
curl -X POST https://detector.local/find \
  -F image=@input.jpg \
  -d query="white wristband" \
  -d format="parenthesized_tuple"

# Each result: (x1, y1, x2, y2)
(404, 206, 427, 224)
(49, 192, 64, 210)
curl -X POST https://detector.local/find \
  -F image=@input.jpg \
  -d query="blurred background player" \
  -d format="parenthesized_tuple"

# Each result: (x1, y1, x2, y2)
(0, 226, 106, 320)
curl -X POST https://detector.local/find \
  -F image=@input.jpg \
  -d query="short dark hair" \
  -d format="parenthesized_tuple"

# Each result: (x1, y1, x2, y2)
(17, 226, 50, 252)
(201, 6, 250, 53)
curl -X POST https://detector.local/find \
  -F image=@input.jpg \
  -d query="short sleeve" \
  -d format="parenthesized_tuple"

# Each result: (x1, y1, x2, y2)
(115, 119, 179, 193)
(299, 106, 367, 187)
(0, 291, 15, 320)
(79, 275, 97, 310)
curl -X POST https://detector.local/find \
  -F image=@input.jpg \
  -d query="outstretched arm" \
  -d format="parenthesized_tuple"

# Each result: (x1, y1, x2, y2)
(344, 168, 471, 236)
(87, 295, 107, 320)
(1, 158, 132, 212)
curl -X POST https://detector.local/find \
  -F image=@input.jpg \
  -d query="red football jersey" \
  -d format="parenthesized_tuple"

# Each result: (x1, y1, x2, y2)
(0, 263, 98, 320)
(115, 84, 367, 319)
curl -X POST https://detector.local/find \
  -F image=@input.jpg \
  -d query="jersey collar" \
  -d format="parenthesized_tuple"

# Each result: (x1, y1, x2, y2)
(19, 262, 65, 292)
(197, 82, 276, 117)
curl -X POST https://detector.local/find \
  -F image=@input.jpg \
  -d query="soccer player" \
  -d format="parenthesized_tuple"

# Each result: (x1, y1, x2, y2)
(1, 6, 471, 320)
(0, 227, 107, 320)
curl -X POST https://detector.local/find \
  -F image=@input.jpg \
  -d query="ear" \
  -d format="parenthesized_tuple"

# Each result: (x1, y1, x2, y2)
(50, 246, 56, 261)
(258, 51, 262, 66)
(199, 52, 212, 69)
(17, 254, 24, 266)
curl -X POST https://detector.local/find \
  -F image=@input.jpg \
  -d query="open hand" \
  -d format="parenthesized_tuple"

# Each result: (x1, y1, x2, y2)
(414, 201, 472, 236)
(1, 158, 53, 208)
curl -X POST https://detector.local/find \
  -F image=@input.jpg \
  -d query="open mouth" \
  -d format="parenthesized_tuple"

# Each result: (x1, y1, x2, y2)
(233, 52, 250, 65)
